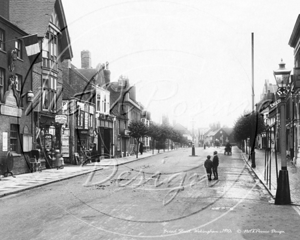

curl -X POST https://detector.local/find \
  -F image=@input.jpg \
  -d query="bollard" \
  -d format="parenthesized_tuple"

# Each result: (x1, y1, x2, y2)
(192, 145, 195, 156)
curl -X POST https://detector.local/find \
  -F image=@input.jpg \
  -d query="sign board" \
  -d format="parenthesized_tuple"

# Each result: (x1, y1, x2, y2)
(270, 99, 281, 109)
(61, 136, 69, 157)
(3, 132, 8, 151)
(55, 115, 67, 124)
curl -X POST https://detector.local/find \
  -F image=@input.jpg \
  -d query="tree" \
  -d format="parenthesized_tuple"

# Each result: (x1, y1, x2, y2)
(233, 112, 265, 167)
(147, 122, 161, 154)
(128, 120, 148, 158)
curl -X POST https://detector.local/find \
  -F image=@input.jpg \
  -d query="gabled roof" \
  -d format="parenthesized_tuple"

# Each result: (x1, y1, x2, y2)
(222, 128, 233, 136)
(77, 69, 98, 82)
(9, 0, 73, 61)
(62, 79, 76, 100)
(205, 128, 233, 137)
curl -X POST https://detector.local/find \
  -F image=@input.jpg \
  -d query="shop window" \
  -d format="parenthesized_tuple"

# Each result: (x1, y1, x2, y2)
(15, 39, 22, 59)
(0, 68, 4, 102)
(77, 110, 84, 127)
(10, 124, 20, 153)
(0, 29, 5, 51)
(89, 114, 93, 127)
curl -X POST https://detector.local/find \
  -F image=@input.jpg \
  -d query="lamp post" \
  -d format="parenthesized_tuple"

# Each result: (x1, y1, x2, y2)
(273, 59, 291, 205)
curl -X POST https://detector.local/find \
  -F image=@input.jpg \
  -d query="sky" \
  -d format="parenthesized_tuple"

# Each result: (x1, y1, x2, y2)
(62, 0, 299, 129)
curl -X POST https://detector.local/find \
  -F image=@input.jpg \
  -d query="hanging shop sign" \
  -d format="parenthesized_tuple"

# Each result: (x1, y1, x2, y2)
(269, 99, 281, 109)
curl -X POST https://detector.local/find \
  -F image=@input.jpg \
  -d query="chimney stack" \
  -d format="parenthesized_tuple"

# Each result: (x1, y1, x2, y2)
(81, 50, 92, 69)
(0, 0, 10, 20)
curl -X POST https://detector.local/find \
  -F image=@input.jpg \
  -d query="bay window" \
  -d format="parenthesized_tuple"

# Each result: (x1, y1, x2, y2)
(0, 28, 5, 51)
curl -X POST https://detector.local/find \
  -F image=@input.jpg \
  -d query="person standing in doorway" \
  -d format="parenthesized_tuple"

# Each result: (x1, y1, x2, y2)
(212, 151, 219, 180)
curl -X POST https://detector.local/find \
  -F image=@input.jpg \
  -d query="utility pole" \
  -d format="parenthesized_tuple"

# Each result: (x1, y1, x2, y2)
(252, 32, 255, 112)
(251, 32, 256, 168)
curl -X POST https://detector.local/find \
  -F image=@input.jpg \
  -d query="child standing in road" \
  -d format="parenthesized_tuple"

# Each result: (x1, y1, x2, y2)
(204, 155, 213, 181)
(212, 151, 219, 180)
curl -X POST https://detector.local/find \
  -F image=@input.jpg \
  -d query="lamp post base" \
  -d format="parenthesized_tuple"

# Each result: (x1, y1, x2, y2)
(251, 151, 256, 168)
(275, 169, 291, 205)
(192, 146, 195, 156)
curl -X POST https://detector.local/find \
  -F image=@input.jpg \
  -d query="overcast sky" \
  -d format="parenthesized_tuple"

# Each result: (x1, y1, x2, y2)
(62, 0, 299, 129)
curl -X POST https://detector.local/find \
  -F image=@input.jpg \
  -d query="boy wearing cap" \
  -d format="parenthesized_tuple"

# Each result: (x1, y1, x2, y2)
(212, 151, 219, 180)
(204, 155, 213, 181)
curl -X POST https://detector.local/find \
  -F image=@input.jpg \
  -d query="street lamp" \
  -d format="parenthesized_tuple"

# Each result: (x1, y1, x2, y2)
(273, 59, 291, 205)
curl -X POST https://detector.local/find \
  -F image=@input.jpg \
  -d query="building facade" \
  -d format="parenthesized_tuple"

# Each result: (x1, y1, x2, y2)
(0, 15, 33, 175)
(7, 0, 73, 169)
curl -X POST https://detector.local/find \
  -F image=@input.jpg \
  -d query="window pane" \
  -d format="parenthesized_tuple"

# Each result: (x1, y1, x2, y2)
(10, 124, 19, 152)
(0, 29, 4, 50)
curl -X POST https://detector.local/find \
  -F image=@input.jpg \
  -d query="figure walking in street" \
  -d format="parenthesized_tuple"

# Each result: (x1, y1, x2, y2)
(139, 141, 144, 155)
(204, 155, 213, 181)
(212, 151, 219, 180)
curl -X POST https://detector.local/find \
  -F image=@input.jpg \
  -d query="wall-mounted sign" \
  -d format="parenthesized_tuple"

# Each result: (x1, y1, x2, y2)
(55, 115, 67, 124)
(61, 136, 69, 157)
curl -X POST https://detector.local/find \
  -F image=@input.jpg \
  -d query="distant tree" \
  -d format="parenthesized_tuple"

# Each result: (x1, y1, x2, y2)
(233, 112, 265, 168)
(128, 120, 148, 158)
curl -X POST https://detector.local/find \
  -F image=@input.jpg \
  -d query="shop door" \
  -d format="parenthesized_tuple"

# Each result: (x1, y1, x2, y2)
(98, 128, 105, 156)
(104, 128, 110, 158)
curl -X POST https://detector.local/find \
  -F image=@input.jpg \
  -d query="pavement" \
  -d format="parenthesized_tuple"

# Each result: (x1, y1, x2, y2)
(0, 150, 161, 198)
(240, 148, 300, 205)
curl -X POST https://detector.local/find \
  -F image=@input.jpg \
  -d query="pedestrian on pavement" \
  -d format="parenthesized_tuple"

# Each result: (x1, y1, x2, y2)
(212, 151, 219, 180)
(139, 141, 144, 155)
(204, 155, 213, 181)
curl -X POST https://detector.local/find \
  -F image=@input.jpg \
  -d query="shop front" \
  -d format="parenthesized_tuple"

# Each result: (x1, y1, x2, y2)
(76, 129, 93, 155)
(97, 114, 114, 158)
(34, 113, 63, 168)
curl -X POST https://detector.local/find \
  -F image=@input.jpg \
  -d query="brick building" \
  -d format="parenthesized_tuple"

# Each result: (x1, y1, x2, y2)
(109, 77, 142, 157)
(7, 0, 73, 168)
(76, 51, 114, 158)
(0, 14, 33, 175)
(61, 60, 97, 163)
